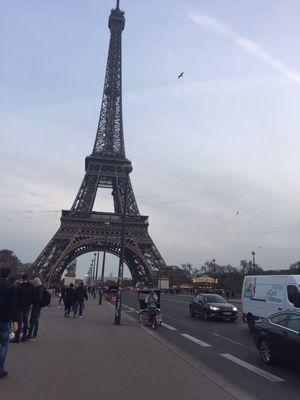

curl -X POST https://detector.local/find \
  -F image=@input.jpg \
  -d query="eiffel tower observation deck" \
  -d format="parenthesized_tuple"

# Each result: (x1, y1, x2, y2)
(32, 0, 166, 286)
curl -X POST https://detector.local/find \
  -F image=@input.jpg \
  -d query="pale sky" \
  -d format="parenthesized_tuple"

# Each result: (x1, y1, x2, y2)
(1, 0, 300, 278)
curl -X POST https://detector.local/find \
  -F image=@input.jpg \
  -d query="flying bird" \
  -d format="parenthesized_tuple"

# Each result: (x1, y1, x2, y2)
(178, 72, 185, 79)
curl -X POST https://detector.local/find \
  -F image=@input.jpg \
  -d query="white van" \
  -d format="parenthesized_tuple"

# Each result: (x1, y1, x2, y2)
(242, 275, 300, 330)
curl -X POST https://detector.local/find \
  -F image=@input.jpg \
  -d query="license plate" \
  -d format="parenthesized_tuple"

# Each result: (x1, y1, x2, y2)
(223, 312, 232, 316)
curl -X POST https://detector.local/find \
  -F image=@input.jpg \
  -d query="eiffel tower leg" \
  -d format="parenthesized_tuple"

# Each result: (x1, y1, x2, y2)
(32, 230, 71, 285)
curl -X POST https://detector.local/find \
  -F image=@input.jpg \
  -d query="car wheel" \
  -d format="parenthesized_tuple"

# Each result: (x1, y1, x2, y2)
(247, 315, 255, 332)
(259, 339, 276, 365)
(203, 310, 209, 321)
(189, 307, 195, 317)
(230, 318, 237, 323)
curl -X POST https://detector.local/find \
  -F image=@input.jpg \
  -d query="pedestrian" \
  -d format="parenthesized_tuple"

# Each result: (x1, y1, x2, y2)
(58, 286, 65, 308)
(72, 283, 80, 318)
(63, 283, 75, 317)
(15, 273, 34, 342)
(0, 267, 18, 378)
(75, 282, 88, 318)
(27, 277, 44, 341)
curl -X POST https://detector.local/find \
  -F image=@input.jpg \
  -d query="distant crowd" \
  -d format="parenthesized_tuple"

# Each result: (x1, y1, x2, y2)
(59, 282, 88, 318)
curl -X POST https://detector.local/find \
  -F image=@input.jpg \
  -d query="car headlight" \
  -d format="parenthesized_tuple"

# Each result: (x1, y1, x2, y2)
(210, 306, 219, 311)
(232, 306, 238, 312)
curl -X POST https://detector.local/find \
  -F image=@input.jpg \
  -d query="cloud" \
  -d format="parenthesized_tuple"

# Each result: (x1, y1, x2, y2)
(190, 12, 300, 88)
(28, 192, 47, 197)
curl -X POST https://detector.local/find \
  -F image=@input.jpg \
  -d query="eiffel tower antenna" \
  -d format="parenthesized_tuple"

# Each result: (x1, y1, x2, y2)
(32, 3, 166, 287)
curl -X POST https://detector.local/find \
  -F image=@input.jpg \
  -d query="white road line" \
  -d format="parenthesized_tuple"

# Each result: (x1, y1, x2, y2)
(220, 354, 285, 383)
(212, 332, 244, 347)
(161, 323, 177, 331)
(123, 304, 136, 311)
(181, 333, 212, 348)
(162, 298, 190, 305)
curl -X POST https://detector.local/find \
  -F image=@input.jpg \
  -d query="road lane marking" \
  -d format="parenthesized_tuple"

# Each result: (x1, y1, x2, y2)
(166, 315, 249, 346)
(123, 304, 137, 311)
(212, 332, 244, 347)
(162, 298, 190, 305)
(181, 333, 212, 347)
(161, 323, 177, 331)
(220, 354, 285, 383)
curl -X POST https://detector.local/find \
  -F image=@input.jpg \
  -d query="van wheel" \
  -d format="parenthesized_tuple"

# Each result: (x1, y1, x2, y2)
(247, 315, 255, 332)
(259, 339, 276, 365)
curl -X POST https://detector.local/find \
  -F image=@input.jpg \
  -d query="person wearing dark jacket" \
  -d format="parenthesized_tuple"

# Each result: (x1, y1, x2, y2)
(72, 284, 80, 318)
(64, 283, 76, 317)
(75, 282, 88, 318)
(0, 267, 18, 378)
(15, 273, 34, 342)
(27, 277, 44, 341)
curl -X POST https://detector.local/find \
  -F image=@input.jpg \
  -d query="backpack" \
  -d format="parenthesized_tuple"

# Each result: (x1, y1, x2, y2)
(41, 287, 51, 307)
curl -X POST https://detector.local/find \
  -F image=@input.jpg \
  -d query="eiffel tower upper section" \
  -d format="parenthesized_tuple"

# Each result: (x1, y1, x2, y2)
(93, 0, 126, 159)
(70, 0, 140, 215)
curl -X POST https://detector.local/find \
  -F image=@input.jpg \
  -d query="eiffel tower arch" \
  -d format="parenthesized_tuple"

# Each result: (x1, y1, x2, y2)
(32, 1, 166, 286)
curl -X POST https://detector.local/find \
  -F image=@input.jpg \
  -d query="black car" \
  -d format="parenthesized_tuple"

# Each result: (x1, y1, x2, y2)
(253, 311, 300, 365)
(189, 294, 238, 322)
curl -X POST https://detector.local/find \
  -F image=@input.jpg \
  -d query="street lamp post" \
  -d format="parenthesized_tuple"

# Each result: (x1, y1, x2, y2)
(94, 252, 98, 298)
(99, 221, 110, 305)
(252, 251, 256, 275)
(114, 164, 132, 325)
(95, 252, 99, 281)
(91, 259, 95, 284)
(93, 253, 97, 298)
(212, 259, 216, 291)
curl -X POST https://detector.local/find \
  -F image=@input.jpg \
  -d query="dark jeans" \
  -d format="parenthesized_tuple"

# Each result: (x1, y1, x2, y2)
(73, 302, 79, 316)
(16, 308, 30, 341)
(79, 301, 85, 316)
(0, 322, 9, 372)
(28, 309, 41, 338)
(64, 302, 72, 315)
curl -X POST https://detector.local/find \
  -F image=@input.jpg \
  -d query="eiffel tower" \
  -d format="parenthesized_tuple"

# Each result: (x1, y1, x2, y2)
(32, 1, 166, 286)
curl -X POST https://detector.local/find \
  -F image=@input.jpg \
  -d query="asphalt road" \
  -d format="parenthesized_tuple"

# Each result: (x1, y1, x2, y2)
(122, 292, 300, 400)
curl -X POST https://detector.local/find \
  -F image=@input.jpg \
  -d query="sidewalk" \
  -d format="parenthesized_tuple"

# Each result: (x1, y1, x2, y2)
(1, 298, 250, 400)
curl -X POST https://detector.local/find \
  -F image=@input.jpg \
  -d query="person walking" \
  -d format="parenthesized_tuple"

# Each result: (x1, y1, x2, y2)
(76, 282, 88, 318)
(27, 277, 44, 341)
(63, 283, 75, 317)
(72, 283, 80, 318)
(15, 273, 34, 342)
(58, 286, 65, 308)
(0, 267, 18, 378)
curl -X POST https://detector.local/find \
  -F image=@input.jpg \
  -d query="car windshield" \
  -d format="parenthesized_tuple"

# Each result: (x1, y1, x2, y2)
(203, 295, 227, 303)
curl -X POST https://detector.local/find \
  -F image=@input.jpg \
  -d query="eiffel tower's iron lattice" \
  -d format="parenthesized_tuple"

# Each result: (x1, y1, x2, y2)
(32, 1, 166, 286)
